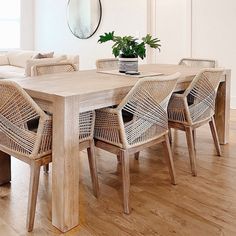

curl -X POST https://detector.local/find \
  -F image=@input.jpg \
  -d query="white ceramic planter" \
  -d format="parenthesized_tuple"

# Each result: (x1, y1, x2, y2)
(118, 57, 138, 73)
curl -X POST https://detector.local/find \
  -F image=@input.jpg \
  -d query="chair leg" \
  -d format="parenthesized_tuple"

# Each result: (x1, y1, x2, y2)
(26, 160, 41, 232)
(192, 129, 196, 152)
(43, 164, 49, 173)
(119, 150, 130, 214)
(185, 126, 197, 176)
(168, 128, 172, 144)
(162, 134, 177, 185)
(117, 154, 121, 163)
(87, 140, 99, 198)
(134, 152, 140, 160)
(209, 117, 222, 156)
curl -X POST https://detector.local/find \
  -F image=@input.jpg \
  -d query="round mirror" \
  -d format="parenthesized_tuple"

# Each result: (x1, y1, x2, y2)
(67, 0, 102, 39)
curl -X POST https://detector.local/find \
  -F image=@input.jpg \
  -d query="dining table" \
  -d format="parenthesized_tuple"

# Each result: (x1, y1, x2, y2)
(0, 64, 231, 232)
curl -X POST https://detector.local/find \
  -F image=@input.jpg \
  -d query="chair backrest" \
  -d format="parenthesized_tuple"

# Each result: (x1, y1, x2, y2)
(96, 58, 119, 71)
(118, 73, 180, 147)
(32, 62, 77, 76)
(179, 58, 217, 68)
(0, 80, 49, 157)
(183, 68, 224, 124)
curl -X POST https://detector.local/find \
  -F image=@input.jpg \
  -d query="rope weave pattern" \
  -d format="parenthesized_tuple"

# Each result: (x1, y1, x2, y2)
(96, 58, 119, 71)
(95, 74, 179, 149)
(179, 58, 216, 68)
(78, 110, 95, 142)
(33, 63, 95, 142)
(168, 69, 224, 125)
(0, 81, 52, 159)
(33, 63, 77, 76)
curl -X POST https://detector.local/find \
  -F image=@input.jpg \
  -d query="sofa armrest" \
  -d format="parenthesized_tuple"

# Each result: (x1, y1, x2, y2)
(0, 54, 9, 65)
(66, 55, 79, 70)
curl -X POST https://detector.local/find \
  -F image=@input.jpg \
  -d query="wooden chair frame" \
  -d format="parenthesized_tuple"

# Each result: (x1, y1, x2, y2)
(95, 73, 180, 213)
(168, 68, 224, 176)
(0, 80, 52, 231)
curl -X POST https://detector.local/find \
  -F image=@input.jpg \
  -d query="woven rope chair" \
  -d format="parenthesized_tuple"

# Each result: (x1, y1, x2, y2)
(31, 62, 77, 76)
(96, 58, 119, 71)
(33, 63, 99, 197)
(168, 68, 224, 176)
(179, 58, 217, 68)
(95, 73, 180, 214)
(172, 58, 217, 144)
(0, 80, 52, 231)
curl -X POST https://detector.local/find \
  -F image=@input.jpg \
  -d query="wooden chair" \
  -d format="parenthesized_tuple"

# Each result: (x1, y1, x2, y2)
(173, 58, 217, 143)
(168, 68, 224, 176)
(179, 58, 217, 68)
(30, 64, 99, 214)
(94, 73, 180, 214)
(31, 62, 77, 76)
(0, 80, 52, 231)
(96, 58, 119, 71)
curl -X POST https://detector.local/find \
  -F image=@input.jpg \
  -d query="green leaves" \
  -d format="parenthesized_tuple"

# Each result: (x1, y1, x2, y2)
(134, 42, 146, 59)
(98, 31, 114, 43)
(112, 47, 120, 57)
(98, 32, 161, 59)
(142, 34, 161, 51)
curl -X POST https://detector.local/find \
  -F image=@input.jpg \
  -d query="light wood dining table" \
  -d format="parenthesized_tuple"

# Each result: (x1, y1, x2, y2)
(0, 64, 230, 232)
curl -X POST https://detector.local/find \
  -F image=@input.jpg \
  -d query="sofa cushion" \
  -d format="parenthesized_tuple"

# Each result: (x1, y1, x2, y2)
(25, 55, 67, 76)
(7, 50, 35, 68)
(0, 54, 9, 65)
(0, 65, 25, 79)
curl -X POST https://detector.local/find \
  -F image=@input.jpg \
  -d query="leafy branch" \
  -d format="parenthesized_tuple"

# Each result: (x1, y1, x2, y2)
(98, 31, 161, 59)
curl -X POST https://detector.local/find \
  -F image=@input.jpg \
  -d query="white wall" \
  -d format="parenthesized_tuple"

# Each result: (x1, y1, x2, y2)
(155, 0, 190, 64)
(155, 0, 236, 108)
(191, 0, 236, 108)
(20, 0, 34, 49)
(34, 0, 147, 70)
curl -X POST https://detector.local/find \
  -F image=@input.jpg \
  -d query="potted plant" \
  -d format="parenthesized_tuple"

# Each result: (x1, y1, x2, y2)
(98, 31, 161, 73)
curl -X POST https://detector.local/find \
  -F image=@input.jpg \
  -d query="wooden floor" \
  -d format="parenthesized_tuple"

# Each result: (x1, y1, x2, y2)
(0, 110, 236, 236)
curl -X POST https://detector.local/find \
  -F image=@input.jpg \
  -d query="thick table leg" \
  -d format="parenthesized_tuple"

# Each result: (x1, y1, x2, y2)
(52, 96, 80, 232)
(215, 71, 231, 144)
(0, 151, 11, 185)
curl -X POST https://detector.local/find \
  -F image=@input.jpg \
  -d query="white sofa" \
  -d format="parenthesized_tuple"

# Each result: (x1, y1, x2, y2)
(0, 50, 79, 79)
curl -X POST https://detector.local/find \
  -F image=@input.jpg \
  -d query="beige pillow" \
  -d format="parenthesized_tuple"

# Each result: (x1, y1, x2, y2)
(0, 54, 9, 65)
(33, 52, 54, 59)
(25, 55, 67, 76)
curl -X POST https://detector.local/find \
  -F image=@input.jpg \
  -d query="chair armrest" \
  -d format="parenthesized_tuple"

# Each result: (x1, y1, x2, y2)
(95, 108, 124, 147)
(32, 115, 52, 158)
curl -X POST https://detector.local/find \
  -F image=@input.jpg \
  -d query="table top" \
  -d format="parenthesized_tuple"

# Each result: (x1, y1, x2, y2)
(11, 64, 228, 112)
(12, 64, 200, 96)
